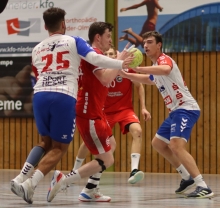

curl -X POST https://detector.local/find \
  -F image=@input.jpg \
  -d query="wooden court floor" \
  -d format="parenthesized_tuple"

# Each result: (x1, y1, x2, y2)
(0, 169, 219, 208)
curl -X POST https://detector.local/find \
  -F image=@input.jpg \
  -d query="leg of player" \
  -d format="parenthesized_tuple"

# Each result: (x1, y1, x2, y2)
(47, 149, 115, 203)
(168, 138, 214, 198)
(127, 123, 144, 184)
(12, 137, 69, 204)
(72, 142, 88, 171)
(10, 137, 50, 197)
(77, 136, 116, 202)
(152, 137, 195, 194)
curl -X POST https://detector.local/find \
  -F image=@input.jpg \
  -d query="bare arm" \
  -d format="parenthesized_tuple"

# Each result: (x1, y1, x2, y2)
(93, 68, 120, 86)
(134, 65, 171, 75)
(153, 0, 163, 11)
(120, 0, 148, 12)
(119, 71, 154, 85)
(133, 81, 151, 121)
(92, 48, 135, 86)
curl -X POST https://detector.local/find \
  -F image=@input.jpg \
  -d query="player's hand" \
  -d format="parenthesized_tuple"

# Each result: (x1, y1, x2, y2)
(159, 7, 163, 12)
(142, 108, 151, 121)
(120, 8, 127, 12)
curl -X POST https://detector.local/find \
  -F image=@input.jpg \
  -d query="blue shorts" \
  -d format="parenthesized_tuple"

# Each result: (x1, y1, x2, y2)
(156, 109, 200, 143)
(33, 92, 76, 144)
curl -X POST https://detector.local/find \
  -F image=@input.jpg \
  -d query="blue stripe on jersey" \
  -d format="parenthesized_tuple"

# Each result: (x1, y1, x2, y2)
(73, 36, 94, 57)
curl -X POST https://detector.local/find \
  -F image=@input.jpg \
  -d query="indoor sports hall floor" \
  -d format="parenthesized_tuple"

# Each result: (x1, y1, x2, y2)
(1, 170, 219, 208)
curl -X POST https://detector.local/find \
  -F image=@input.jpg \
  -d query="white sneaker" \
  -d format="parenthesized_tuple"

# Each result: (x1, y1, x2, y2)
(20, 178, 35, 204)
(79, 187, 111, 202)
(11, 174, 27, 197)
(47, 170, 66, 202)
(128, 169, 144, 184)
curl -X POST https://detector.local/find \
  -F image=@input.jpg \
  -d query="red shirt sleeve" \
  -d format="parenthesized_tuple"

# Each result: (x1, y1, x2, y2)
(157, 55, 173, 68)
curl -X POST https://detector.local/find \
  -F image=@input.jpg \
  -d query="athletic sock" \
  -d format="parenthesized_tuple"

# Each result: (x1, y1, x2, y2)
(176, 164, 190, 180)
(131, 153, 140, 171)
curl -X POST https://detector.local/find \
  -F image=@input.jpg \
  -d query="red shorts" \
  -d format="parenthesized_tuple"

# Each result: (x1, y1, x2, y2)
(76, 115, 112, 155)
(139, 20, 155, 36)
(106, 108, 140, 134)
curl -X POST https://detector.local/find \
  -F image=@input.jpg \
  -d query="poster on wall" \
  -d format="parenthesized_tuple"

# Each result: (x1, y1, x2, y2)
(0, 0, 105, 117)
(0, 0, 105, 55)
(118, 0, 220, 52)
(0, 57, 34, 117)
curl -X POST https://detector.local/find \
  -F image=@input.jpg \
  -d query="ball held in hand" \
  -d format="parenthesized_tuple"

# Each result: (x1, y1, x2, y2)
(128, 48, 143, 68)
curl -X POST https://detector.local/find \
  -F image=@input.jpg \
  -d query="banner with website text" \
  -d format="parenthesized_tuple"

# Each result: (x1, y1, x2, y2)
(118, 0, 220, 53)
(0, 0, 105, 117)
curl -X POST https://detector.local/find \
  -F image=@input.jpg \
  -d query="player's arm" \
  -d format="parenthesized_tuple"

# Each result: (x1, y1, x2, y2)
(120, 71, 154, 85)
(153, 0, 163, 11)
(75, 36, 133, 69)
(92, 47, 135, 86)
(134, 65, 171, 75)
(93, 68, 120, 86)
(120, 0, 148, 12)
(133, 81, 151, 121)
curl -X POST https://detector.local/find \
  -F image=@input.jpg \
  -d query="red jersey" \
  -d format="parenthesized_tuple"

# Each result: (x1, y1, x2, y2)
(76, 48, 108, 119)
(104, 68, 136, 113)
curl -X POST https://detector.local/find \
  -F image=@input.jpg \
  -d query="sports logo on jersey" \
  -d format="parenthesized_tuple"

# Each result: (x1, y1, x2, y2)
(6, 18, 41, 36)
(159, 85, 165, 92)
(159, 56, 165, 60)
(180, 118, 188, 132)
(106, 137, 110, 147)
(116, 75, 123, 83)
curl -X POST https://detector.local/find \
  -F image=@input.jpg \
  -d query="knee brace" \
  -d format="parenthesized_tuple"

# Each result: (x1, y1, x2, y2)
(95, 158, 106, 172)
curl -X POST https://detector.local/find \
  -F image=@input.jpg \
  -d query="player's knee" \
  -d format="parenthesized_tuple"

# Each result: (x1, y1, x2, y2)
(131, 126, 142, 138)
(95, 156, 114, 170)
(95, 158, 107, 171)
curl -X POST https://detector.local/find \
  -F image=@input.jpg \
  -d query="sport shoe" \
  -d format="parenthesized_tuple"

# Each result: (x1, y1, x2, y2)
(186, 186, 214, 198)
(11, 174, 26, 197)
(47, 170, 66, 202)
(175, 177, 195, 194)
(19, 178, 35, 204)
(127, 169, 144, 184)
(79, 187, 111, 202)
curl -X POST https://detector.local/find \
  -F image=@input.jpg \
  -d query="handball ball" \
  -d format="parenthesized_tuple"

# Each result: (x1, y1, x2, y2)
(129, 48, 143, 68)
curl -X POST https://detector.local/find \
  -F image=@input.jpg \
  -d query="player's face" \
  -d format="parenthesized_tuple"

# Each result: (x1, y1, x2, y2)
(143, 36, 161, 57)
(104, 48, 116, 59)
(99, 29, 112, 52)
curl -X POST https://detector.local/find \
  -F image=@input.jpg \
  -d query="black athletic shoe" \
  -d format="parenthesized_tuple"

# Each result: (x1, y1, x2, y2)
(186, 186, 214, 198)
(127, 169, 144, 184)
(175, 177, 195, 194)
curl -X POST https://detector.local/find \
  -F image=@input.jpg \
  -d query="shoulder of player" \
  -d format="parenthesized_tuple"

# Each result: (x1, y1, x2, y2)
(156, 53, 174, 64)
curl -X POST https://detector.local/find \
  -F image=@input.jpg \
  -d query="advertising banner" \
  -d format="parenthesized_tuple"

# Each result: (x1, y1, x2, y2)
(118, 1, 220, 52)
(0, 0, 105, 55)
(0, 57, 33, 117)
(0, 0, 105, 117)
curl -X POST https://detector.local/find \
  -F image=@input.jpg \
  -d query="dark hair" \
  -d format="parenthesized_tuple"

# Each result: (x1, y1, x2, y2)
(43, 7, 66, 32)
(88, 22, 113, 43)
(142, 31, 163, 44)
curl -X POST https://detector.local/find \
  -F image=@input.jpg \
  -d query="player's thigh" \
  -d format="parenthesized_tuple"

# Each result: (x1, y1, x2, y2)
(170, 109, 200, 141)
(50, 93, 76, 144)
(119, 109, 140, 134)
(76, 116, 112, 155)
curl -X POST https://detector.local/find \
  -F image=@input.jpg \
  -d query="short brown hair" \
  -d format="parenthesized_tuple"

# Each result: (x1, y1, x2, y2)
(43, 7, 66, 32)
(142, 31, 163, 44)
(88, 22, 113, 43)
